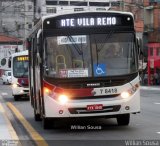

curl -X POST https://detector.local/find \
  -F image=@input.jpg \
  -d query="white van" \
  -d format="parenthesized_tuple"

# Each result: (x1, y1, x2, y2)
(1, 71, 12, 84)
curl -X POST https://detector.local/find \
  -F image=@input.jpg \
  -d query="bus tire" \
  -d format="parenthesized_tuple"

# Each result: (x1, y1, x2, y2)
(34, 101, 41, 121)
(14, 95, 19, 101)
(42, 118, 53, 129)
(117, 114, 130, 126)
(30, 89, 34, 107)
(34, 109, 41, 121)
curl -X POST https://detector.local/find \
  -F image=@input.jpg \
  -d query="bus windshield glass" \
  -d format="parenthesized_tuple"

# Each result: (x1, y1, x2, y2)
(13, 56, 29, 78)
(44, 32, 138, 78)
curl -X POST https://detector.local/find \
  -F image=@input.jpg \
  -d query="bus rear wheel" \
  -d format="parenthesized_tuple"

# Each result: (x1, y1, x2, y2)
(34, 108, 41, 121)
(33, 100, 41, 121)
(117, 114, 130, 126)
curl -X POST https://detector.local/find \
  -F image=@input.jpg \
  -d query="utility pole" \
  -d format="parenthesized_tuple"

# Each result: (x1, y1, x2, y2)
(0, 1, 2, 33)
(24, 0, 27, 50)
(120, 0, 125, 11)
(33, 0, 36, 23)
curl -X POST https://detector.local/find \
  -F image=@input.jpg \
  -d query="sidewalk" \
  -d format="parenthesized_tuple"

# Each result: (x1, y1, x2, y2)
(140, 85, 160, 90)
(0, 102, 19, 141)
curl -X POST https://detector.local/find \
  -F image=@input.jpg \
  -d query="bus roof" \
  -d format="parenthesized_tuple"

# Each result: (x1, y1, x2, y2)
(41, 10, 134, 22)
(11, 50, 28, 58)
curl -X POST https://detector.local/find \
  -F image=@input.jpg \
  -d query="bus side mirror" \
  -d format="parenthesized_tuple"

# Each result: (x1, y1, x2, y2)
(8, 57, 11, 68)
(36, 29, 42, 64)
(37, 52, 42, 64)
(26, 38, 31, 50)
(136, 37, 143, 56)
(37, 29, 42, 47)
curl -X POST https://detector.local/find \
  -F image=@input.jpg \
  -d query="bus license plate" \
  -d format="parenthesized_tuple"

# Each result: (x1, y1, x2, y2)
(87, 104, 103, 111)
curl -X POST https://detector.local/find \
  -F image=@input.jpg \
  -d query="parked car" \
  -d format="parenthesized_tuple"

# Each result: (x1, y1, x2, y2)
(1, 71, 12, 84)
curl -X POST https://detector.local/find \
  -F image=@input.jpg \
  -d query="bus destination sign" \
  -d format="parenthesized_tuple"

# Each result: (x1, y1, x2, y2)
(17, 56, 29, 61)
(59, 17, 118, 27)
(44, 13, 134, 30)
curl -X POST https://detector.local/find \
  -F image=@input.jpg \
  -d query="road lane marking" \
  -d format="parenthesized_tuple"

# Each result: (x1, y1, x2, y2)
(157, 132, 160, 134)
(7, 102, 48, 146)
(0, 103, 5, 112)
(1, 93, 8, 96)
(0, 103, 19, 140)
(154, 103, 160, 105)
(140, 86, 160, 91)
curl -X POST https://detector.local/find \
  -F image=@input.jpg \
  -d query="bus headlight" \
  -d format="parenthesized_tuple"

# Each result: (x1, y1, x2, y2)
(12, 84, 18, 88)
(121, 91, 130, 99)
(12, 83, 21, 88)
(44, 87, 69, 105)
(58, 95, 69, 105)
(121, 83, 139, 99)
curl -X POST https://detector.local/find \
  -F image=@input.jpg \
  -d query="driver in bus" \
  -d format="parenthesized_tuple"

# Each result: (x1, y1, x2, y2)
(106, 44, 121, 57)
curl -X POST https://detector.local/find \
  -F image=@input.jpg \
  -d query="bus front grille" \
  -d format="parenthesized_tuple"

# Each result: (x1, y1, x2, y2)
(70, 94, 120, 100)
(68, 105, 121, 114)
(23, 90, 29, 93)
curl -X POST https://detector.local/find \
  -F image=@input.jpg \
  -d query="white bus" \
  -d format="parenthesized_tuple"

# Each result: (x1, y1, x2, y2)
(11, 50, 29, 101)
(28, 10, 141, 129)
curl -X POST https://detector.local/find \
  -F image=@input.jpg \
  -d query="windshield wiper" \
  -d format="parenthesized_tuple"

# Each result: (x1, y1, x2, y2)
(68, 35, 86, 68)
(68, 36, 82, 55)
(97, 30, 114, 52)
(92, 31, 114, 67)
(94, 35, 99, 66)
(19, 69, 28, 78)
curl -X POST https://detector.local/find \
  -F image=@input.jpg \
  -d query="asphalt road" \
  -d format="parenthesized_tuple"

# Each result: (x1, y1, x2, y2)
(0, 80, 160, 146)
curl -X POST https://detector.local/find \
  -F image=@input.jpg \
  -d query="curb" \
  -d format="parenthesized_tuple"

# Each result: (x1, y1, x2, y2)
(140, 86, 160, 90)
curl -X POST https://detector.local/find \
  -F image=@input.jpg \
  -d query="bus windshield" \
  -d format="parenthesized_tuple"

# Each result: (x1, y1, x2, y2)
(44, 32, 138, 78)
(13, 56, 29, 78)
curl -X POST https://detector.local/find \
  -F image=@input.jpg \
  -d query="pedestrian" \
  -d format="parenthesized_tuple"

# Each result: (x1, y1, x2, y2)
(154, 72, 159, 85)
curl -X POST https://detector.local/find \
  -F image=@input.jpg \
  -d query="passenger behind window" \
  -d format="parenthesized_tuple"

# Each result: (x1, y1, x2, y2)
(106, 44, 122, 58)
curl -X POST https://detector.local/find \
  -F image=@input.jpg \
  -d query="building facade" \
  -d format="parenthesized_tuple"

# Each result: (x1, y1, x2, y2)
(33, 0, 144, 40)
(0, 0, 34, 40)
(143, 0, 160, 85)
(33, 0, 121, 21)
(0, 34, 23, 76)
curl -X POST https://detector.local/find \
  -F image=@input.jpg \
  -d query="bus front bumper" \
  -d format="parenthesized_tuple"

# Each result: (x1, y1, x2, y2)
(43, 89, 140, 118)
(12, 87, 29, 96)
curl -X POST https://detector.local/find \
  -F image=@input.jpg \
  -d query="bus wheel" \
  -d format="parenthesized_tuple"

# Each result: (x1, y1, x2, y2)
(117, 114, 130, 126)
(14, 95, 19, 101)
(33, 100, 41, 121)
(42, 117, 53, 129)
(30, 88, 34, 107)
(34, 105, 41, 121)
